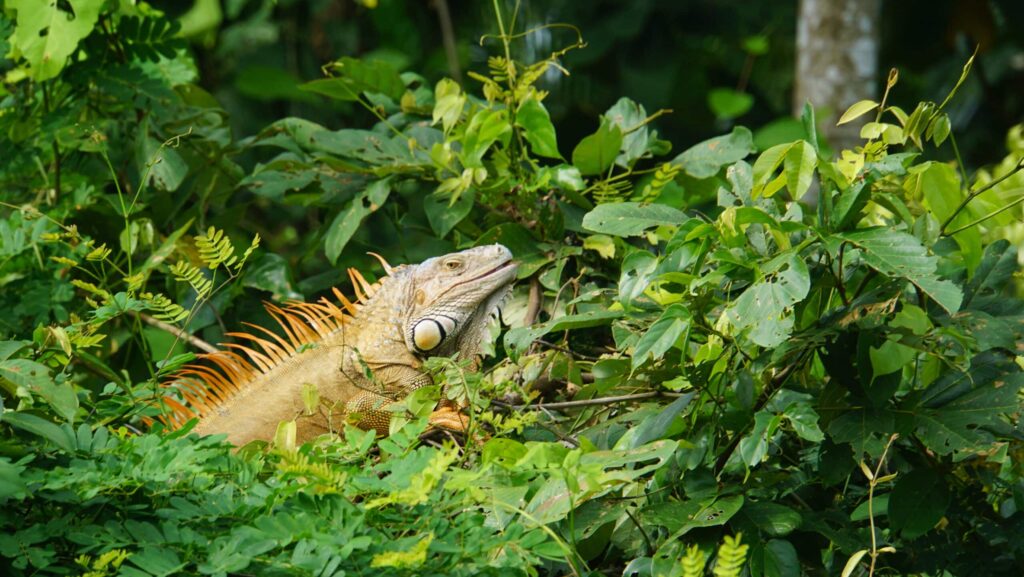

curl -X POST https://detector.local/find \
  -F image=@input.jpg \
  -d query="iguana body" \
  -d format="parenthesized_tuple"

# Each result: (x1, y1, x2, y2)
(157, 244, 517, 446)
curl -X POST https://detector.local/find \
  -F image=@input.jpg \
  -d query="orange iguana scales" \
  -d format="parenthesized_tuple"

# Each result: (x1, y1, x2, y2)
(155, 244, 517, 446)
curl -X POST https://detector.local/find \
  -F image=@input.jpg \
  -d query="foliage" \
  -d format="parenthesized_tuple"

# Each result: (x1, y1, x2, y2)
(2, 2, 1024, 576)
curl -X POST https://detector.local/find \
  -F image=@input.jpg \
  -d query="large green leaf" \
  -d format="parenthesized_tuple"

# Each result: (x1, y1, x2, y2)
(910, 162, 982, 273)
(299, 57, 404, 101)
(9, 0, 103, 81)
(631, 304, 691, 368)
(909, 352, 1023, 454)
(503, 310, 623, 358)
(582, 202, 687, 237)
(835, 228, 963, 314)
(572, 119, 623, 176)
(889, 469, 949, 538)
(604, 97, 649, 167)
(323, 179, 391, 264)
(672, 126, 755, 179)
(726, 251, 810, 348)
(515, 98, 561, 159)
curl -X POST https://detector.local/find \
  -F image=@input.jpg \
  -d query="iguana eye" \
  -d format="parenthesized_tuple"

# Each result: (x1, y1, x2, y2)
(412, 316, 457, 352)
(443, 259, 463, 271)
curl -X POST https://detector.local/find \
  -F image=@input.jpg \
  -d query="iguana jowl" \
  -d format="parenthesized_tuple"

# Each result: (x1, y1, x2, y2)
(157, 244, 517, 446)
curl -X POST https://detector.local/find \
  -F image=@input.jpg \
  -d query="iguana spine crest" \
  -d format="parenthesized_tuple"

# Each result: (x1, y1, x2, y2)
(154, 267, 383, 430)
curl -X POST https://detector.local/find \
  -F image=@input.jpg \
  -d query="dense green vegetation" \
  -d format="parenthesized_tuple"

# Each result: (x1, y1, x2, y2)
(2, 2, 1024, 576)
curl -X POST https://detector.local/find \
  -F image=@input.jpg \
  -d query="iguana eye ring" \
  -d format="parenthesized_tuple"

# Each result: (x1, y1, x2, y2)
(412, 316, 457, 352)
(443, 259, 463, 271)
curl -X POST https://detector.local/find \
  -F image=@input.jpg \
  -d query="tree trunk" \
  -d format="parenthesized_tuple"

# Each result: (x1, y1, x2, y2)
(794, 0, 881, 154)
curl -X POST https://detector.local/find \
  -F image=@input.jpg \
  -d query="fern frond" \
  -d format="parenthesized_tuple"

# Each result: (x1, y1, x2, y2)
(170, 261, 213, 299)
(195, 226, 238, 269)
(591, 180, 633, 204)
(234, 233, 261, 272)
(681, 544, 707, 577)
(141, 292, 189, 323)
(638, 162, 682, 202)
(712, 533, 749, 577)
(276, 451, 349, 492)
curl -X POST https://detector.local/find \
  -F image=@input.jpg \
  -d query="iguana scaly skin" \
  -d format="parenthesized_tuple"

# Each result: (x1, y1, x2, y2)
(156, 244, 517, 446)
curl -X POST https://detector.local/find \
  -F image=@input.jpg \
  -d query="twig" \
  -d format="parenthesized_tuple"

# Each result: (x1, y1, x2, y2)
(133, 312, 219, 354)
(432, 0, 462, 83)
(495, 391, 683, 410)
(940, 157, 1024, 235)
(524, 275, 543, 327)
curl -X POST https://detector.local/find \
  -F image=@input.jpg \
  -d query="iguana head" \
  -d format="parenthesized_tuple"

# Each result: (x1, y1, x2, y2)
(401, 244, 517, 359)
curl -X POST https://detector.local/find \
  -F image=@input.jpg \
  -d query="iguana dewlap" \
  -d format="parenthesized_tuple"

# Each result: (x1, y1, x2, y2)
(156, 244, 517, 446)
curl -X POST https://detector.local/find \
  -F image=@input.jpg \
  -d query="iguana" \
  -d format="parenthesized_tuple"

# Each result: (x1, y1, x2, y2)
(154, 244, 517, 446)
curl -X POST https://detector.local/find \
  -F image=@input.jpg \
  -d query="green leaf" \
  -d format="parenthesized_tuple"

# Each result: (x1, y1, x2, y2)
(708, 88, 754, 120)
(2, 412, 75, 452)
(140, 137, 188, 193)
(909, 162, 981, 273)
(604, 97, 649, 167)
(572, 119, 623, 176)
(461, 109, 512, 167)
(762, 539, 800, 577)
(835, 228, 963, 314)
(627, 392, 696, 448)
(727, 252, 810, 348)
(424, 190, 474, 238)
(837, 100, 879, 125)
(889, 469, 949, 538)
(672, 126, 755, 179)
(632, 304, 691, 368)
(324, 179, 391, 264)
(300, 57, 404, 101)
(581, 202, 687, 237)
(516, 98, 561, 159)
(784, 140, 817, 199)
(503, 310, 623, 358)
(738, 411, 782, 466)
(9, 0, 103, 81)
(910, 354, 1023, 454)
(432, 78, 465, 134)
(0, 459, 28, 500)
(648, 495, 744, 539)
(743, 502, 802, 537)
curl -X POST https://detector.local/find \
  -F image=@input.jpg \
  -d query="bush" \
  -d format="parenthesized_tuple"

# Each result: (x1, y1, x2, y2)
(1, 3, 1023, 576)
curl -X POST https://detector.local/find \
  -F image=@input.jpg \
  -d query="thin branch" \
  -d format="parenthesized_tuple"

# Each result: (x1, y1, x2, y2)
(496, 391, 684, 411)
(133, 312, 219, 354)
(431, 0, 462, 83)
(940, 157, 1024, 234)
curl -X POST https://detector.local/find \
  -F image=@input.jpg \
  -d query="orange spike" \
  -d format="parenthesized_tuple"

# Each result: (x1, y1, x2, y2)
(160, 396, 195, 428)
(264, 303, 304, 350)
(244, 318, 297, 356)
(332, 287, 359, 315)
(280, 303, 323, 341)
(227, 331, 288, 365)
(348, 269, 369, 302)
(223, 343, 274, 373)
(367, 251, 393, 274)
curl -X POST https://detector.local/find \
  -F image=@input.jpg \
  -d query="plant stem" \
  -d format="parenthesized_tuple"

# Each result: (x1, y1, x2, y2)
(940, 157, 1024, 234)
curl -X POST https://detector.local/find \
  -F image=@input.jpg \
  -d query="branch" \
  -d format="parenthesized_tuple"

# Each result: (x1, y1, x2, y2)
(134, 312, 219, 354)
(940, 157, 1024, 235)
(495, 391, 684, 410)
